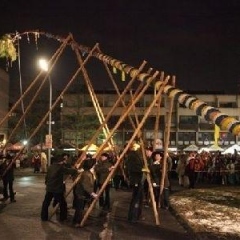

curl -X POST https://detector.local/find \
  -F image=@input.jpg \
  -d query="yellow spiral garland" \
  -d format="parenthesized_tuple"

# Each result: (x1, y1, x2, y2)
(232, 124, 240, 135)
(220, 117, 236, 131)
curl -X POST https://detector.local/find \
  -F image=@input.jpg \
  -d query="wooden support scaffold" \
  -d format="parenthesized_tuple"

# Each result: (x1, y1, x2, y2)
(1, 31, 240, 227)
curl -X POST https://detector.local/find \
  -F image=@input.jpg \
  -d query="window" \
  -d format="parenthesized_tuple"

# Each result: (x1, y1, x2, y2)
(219, 132, 236, 145)
(178, 132, 196, 145)
(64, 99, 77, 107)
(198, 132, 214, 145)
(144, 116, 165, 130)
(169, 132, 176, 146)
(219, 102, 237, 108)
(85, 101, 94, 107)
(179, 115, 198, 124)
(179, 115, 198, 130)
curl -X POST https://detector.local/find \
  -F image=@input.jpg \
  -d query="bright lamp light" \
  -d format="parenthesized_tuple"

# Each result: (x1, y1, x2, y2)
(38, 58, 49, 72)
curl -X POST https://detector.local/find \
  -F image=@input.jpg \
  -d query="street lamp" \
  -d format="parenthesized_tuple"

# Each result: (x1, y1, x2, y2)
(38, 58, 52, 167)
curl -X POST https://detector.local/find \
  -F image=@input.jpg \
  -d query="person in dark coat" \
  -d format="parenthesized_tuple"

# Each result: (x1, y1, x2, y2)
(112, 156, 125, 191)
(72, 160, 97, 227)
(41, 156, 78, 221)
(125, 144, 144, 223)
(94, 152, 114, 211)
(150, 151, 170, 209)
(0, 154, 16, 203)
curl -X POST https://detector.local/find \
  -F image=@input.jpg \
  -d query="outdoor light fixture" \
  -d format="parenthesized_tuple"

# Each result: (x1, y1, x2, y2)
(38, 58, 52, 167)
(38, 58, 49, 72)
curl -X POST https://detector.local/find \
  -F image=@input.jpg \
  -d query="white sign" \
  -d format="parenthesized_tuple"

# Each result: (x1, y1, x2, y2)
(45, 134, 52, 148)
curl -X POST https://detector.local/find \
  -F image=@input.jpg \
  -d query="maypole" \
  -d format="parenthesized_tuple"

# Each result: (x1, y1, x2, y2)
(1, 30, 240, 135)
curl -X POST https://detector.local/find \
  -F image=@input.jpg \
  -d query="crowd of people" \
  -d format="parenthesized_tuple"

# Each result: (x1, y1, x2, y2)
(1, 145, 240, 228)
(175, 151, 240, 188)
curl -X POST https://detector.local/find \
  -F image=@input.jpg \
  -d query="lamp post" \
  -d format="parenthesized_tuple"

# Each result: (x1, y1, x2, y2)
(38, 58, 52, 167)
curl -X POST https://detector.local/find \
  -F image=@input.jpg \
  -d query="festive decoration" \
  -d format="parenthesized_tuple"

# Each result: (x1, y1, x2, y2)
(113, 67, 117, 74)
(0, 34, 17, 62)
(121, 71, 125, 81)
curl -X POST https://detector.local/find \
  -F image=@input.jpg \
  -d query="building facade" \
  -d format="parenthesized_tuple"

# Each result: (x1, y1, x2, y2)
(61, 90, 240, 150)
(0, 68, 9, 148)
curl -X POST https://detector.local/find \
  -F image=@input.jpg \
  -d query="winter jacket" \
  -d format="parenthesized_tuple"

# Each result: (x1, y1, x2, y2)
(150, 161, 169, 188)
(45, 163, 77, 193)
(74, 170, 95, 200)
(95, 160, 113, 185)
(125, 150, 143, 185)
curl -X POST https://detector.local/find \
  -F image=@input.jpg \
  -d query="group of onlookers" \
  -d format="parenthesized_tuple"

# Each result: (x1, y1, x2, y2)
(31, 151, 48, 173)
(175, 151, 240, 188)
(2, 145, 240, 227)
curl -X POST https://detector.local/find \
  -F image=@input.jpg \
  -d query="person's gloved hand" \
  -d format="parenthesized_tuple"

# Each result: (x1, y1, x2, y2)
(91, 192, 98, 198)
(142, 167, 150, 173)
(109, 166, 115, 171)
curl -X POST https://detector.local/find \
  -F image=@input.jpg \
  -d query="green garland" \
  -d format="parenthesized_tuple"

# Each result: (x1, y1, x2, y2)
(0, 34, 17, 62)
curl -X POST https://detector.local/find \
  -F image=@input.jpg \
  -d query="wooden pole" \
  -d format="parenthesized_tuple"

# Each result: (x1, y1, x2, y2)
(129, 90, 161, 225)
(159, 76, 175, 200)
(6, 42, 69, 149)
(49, 61, 149, 220)
(100, 54, 149, 181)
(92, 70, 159, 159)
(80, 75, 169, 227)
(1, 35, 72, 176)
(153, 72, 165, 151)
(7, 31, 240, 136)
(74, 47, 114, 150)
(70, 60, 147, 167)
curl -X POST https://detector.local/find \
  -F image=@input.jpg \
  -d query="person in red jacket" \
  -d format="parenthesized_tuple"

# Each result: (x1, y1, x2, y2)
(185, 152, 197, 189)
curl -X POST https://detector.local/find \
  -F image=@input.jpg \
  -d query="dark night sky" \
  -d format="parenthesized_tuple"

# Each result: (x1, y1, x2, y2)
(1, 0, 240, 97)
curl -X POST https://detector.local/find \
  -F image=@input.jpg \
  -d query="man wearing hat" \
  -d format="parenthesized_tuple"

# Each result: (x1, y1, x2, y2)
(94, 152, 114, 211)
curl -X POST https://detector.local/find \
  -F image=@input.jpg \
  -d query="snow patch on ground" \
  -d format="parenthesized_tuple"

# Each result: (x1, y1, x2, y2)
(170, 187, 240, 238)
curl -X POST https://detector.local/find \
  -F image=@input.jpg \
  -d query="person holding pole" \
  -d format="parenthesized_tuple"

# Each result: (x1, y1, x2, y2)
(125, 143, 144, 223)
(150, 151, 170, 209)
(41, 156, 77, 222)
(72, 159, 97, 227)
(94, 152, 114, 211)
